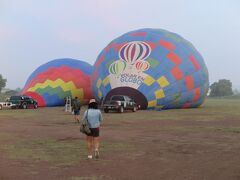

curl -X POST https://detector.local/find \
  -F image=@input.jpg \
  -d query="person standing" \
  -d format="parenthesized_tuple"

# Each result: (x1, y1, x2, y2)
(72, 96, 81, 123)
(82, 99, 103, 159)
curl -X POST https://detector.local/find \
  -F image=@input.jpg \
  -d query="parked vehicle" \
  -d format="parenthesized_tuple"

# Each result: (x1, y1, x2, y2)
(0, 101, 13, 110)
(103, 95, 137, 113)
(7, 95, 38, 109)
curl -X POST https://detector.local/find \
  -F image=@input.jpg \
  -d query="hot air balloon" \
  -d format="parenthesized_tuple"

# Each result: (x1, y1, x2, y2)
(22, 58, 93, 107)
(92, 28, 209, 110)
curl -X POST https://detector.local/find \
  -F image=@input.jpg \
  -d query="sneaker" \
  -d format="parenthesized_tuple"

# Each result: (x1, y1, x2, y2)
(94, 150, 99, 159)
(87, 155, 93, 159)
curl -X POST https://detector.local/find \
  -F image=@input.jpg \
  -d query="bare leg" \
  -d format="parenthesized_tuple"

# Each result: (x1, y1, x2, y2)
(94, 137, 100, 151)
(94, 137, 100, 158)
(75, 115, 79, 123)
(74, 115, 79, 123)
(86, 136, 93, 158)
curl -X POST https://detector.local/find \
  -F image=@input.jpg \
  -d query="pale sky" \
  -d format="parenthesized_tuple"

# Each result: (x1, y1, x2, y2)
(1, 0, 240, 89)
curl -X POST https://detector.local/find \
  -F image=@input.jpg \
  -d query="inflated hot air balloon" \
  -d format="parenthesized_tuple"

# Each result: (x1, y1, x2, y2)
(22, 58, 93, 107)
(92, 28, 209, 110)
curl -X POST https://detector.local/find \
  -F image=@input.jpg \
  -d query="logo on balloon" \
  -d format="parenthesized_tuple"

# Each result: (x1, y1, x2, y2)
(119, 41, 151, 65)
(109, 41, 152, 75)
(109, 60, 126, 75)
(135, 60, 150, 71)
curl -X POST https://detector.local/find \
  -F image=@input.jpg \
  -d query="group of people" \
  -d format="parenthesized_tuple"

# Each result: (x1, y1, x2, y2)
(71, 97, 103, 160)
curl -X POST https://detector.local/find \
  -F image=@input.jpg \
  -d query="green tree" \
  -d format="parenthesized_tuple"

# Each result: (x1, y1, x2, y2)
(4, 90, 19, 96)
(15, 87, 22, 93)
(209, 79, 233, 97)
(0, 74, 7, 93)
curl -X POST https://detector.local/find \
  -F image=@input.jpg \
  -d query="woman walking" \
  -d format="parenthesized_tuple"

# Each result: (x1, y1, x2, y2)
(82, 99, 103, 159)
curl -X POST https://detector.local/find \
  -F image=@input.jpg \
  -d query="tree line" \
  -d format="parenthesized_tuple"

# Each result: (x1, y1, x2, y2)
(209, 79, 234, 97)
(0, 74, 21, 100)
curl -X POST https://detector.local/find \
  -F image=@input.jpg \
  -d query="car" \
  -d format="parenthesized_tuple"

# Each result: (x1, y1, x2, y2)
(8, 95, 38, 109)
(103, 95, 138, 113)
(0, 101, 13, 110)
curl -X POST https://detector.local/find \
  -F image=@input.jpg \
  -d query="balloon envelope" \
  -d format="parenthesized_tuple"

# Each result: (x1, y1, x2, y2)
(92, 28, 209, 110)
(22, 58, 93, 107)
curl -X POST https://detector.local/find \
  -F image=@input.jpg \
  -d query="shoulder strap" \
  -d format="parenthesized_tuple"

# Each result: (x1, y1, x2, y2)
(86, 110, 88, 122)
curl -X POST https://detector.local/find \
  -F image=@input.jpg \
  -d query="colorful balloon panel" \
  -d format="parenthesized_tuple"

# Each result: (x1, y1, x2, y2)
(22, 58, 93, 107)
(92, 28, 209, 110)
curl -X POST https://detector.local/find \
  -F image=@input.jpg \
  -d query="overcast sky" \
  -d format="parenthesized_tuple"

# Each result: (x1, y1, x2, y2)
(1, 0, 240, 90)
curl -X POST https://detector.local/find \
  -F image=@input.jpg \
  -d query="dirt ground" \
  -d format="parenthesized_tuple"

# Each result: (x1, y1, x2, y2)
(0, 99, 240, 180)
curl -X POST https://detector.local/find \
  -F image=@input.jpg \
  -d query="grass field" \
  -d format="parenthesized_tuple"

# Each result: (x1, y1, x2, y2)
(0, 98, 240, 180)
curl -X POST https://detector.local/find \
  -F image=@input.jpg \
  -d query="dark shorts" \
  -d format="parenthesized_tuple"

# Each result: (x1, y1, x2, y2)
(74, 110, 80, 115)
(87, 128, 100, 137)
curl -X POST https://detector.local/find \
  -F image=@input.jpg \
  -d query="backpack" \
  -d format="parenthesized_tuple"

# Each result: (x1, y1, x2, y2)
(73, 99, 81, 110)
(79, 110, 91, 134)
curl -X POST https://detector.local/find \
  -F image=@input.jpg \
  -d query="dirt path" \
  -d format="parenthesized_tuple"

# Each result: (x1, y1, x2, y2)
(0, 103, 240, 180)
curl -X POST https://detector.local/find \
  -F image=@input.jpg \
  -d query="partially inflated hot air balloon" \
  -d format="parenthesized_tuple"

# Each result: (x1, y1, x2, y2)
(92, 28, 209, 110)
(22, 58, 93, 107)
